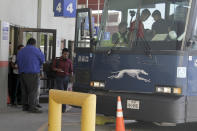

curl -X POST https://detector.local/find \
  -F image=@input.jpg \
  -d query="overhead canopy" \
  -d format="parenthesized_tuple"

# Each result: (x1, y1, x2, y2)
(78, 0, 105, 10)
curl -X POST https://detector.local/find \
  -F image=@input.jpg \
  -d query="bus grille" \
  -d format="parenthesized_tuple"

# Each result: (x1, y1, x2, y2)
(75, 69, 90, 85)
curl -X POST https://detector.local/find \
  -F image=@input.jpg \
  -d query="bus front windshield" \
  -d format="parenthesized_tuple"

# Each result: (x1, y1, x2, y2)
(96, 0, 191, 51)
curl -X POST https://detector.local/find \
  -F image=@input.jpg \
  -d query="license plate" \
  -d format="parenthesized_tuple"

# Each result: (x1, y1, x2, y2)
(127, 100, 140, 109)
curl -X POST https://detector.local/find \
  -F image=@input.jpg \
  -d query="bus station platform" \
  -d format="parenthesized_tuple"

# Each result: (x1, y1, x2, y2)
(0, 103, 115, 131)
(1, 103, 197, 131)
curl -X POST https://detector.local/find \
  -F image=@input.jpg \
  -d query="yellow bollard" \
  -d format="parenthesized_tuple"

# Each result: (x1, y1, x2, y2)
(48, 89, 96, 131)
(81, 95, 96, 131)
(48, 94, 62, 131)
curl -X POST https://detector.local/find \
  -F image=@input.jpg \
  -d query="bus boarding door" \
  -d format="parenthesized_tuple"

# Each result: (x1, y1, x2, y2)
(74, 8, 94, 91)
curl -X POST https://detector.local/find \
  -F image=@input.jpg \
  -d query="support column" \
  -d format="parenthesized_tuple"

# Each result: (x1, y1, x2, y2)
(0, 21, 9, 112)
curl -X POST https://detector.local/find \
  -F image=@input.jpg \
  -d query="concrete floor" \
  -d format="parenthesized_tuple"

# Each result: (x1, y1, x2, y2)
(1, 103, 197, 131)
(0, 103, 115, 131)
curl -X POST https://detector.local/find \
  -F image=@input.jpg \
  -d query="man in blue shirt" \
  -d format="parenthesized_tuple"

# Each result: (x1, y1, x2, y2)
(17, 38, 45, 113)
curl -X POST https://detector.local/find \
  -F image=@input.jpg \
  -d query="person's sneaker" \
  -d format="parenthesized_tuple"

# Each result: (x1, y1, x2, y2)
(23, 107, 29, 111)
(11, 103, 17, 107)
(37, 104, 42, 108)
(22, 105, 29, 111)
(65, 105, 72, 112)
(28, 108, 43, 113)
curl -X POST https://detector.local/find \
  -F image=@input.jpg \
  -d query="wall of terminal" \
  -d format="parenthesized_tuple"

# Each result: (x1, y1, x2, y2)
(0, 0, 76, 57)
(0, 0, 38, 27)
(0, 0, 76, 110)
(0, 21, 9, 111)
(41, 0, 76, 56)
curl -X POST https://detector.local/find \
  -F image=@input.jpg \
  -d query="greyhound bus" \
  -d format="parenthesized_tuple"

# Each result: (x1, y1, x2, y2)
(74, 0, 197, 124)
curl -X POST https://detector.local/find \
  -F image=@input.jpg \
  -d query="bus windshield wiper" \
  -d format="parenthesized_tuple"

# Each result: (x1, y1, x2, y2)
(141, 37, 152, 57)
(107, 39, 119, 55)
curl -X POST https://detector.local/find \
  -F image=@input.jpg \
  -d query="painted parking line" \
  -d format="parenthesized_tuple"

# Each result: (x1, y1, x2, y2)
(37, 113, 81, 131)
(37, 121, 81, 131)
(37, 122, 48, 131)
(63, 122, 81, 126)
(62, 112, 81, 116)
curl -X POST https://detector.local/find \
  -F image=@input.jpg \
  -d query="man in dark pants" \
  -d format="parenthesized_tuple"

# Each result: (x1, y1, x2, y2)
(17, 38, 45, 113)
(52, 48, 73, 113)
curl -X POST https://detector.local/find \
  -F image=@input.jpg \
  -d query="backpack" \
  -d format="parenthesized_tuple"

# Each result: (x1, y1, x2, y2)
(43, 58, 59, 79)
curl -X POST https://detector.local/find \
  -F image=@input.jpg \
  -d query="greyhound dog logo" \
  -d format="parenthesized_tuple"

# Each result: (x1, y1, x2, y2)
(108, 69, 150, 83)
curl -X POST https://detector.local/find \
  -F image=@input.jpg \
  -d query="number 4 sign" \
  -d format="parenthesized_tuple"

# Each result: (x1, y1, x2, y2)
(67, 3, 74, 13)
(64, 0, 76, 17)
(54, 0, 76, 17)
(56, 2, 62, 13)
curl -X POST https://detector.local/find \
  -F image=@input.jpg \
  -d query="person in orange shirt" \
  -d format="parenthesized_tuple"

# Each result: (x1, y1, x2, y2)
(129, 9, 151, 44)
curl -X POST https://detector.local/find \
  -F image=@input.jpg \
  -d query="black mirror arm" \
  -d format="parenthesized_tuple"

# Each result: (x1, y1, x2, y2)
(90, 38, 97, 46)
(186, 39, 195, 47)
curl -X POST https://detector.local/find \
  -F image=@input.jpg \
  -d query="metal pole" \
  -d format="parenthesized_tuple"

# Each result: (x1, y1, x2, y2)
(86, 0, 88, 8)
(97, 0, 100, 26)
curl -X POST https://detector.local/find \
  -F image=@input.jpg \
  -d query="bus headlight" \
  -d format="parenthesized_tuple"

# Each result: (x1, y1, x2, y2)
(90, 81, 105, 88)
(156, 87, 171, 93)
(156, 86, 182, 95)
(173, 88, 182, 94)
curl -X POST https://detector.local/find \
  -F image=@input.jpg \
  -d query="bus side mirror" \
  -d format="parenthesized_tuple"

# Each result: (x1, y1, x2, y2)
(90, 38, 97, 46)
(80, 19, 85, 37)
(186, 39, 195, 47)
(90, 38, 97, 52)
